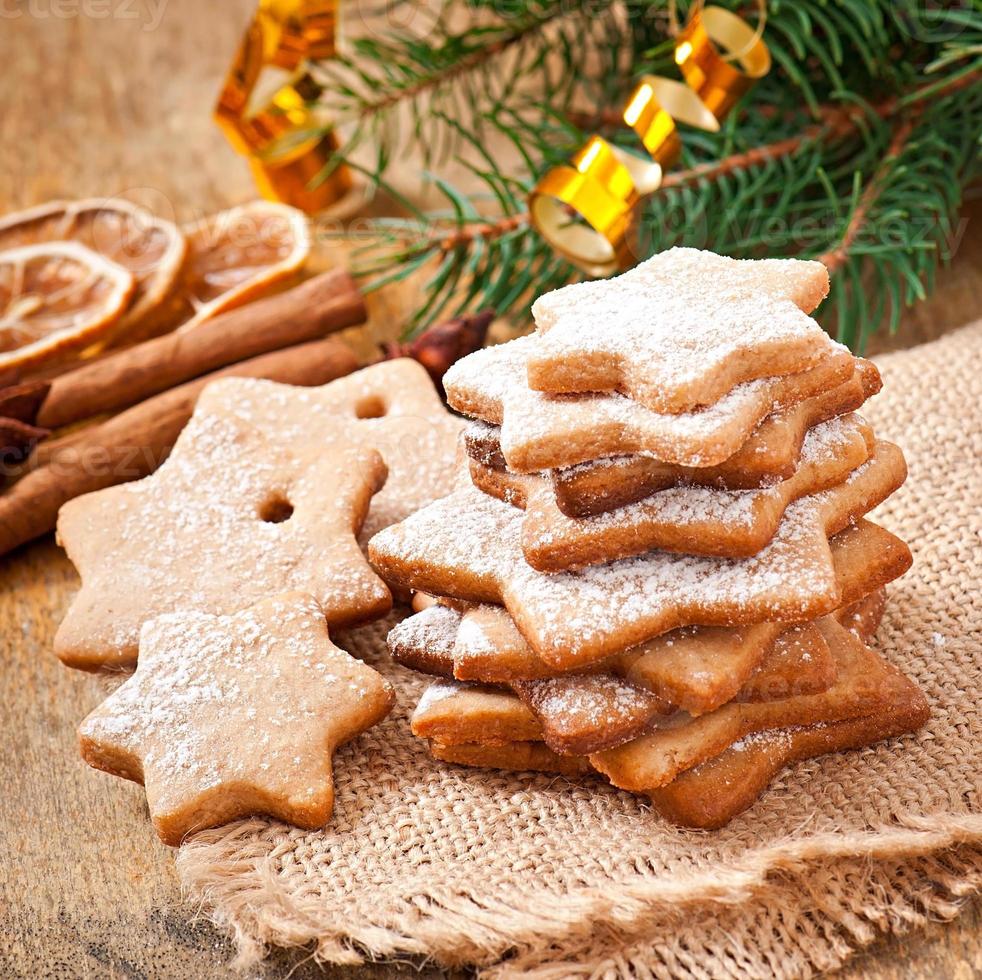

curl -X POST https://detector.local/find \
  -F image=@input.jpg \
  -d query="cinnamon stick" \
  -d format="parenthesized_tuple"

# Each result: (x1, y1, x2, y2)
(36, 269, 367, 429)
(0, 337, 358, 557)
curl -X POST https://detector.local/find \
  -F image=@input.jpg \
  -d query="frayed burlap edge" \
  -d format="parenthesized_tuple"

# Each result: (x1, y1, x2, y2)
(177, 814, 982, 972)
(494, 845, 982, 979)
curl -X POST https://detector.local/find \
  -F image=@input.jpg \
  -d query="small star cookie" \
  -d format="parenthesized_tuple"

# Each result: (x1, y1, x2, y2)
(528, 247, 833, 413)
(78, 592, 395, 846)
(56, 404, 392, 671)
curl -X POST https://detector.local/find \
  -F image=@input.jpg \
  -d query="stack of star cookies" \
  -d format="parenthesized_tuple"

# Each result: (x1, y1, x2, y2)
(369, 248, 929, 829)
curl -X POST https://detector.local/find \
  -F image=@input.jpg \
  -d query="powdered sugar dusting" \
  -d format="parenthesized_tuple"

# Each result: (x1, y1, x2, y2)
(444, 334, 852, 471)
(413, 679, 467, 716)
(80, 594, 393, 811)
(370, 485, 841, 665)
(514, 674, 666, 752)
(520, 414, 870, 564)
(529, 248, 836, 412)
(56, 402, 393, 666)
(728, 728, 796, 753)
(195, 359, 462, 541)
(388, 605, 461, 660)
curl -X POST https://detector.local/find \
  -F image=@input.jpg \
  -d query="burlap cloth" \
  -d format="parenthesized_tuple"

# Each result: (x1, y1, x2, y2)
(176, 321, 982, 977)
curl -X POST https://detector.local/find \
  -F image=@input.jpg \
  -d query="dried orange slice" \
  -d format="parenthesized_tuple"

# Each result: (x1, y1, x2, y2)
(0, 242, 136, 373)
(176, 201, 311, 332)
(0, 199, 187, 344)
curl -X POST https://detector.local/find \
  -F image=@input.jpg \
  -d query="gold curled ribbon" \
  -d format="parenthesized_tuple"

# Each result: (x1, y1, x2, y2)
(675, 5, 771, 120)
(530, 136, 662, 277)
(530, 1, 769, 275)
(214, 0, 352, 213)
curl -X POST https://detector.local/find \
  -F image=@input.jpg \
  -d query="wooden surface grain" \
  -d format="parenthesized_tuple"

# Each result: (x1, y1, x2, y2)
(1, 3, 980, 978)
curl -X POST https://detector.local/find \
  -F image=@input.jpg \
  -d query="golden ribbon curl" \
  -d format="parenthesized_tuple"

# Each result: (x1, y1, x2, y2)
(214, 0, 352, 213)
(530, 1, 770, 276)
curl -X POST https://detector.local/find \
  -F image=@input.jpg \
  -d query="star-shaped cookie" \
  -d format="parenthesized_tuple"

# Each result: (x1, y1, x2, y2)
(79, 592, 395, 846)
(369, 445, 909, 669)
(192, 358, 463, 541)
(472, 416, 877, 571)
(528, 247, 833, 413)
(463, 357, 882, 516)
(443, 334, 855, 472)
(391, 592, 878, 717)
(56, 403, 392, 671)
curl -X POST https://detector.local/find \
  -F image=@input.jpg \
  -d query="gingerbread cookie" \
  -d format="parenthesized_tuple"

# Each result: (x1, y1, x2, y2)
(388, 604, 460, 679)
(591, 618, 902, 790)
(57, 405, 391, 671)
(430, 659, 926, 828)
(509, 675, 672, 755)
(191, 358, 463, 542)
(544, 359, 882, 516)
(443, 333, 855, 472)
(391, 602, 606, 684)
(78, 593, 394, 846)
(836, 588, 888, 642)
(410, 680, 541, 744)
(648, 661, 928, 828)
(416, 619, 926, 827)
(527, 248, 833, 413)
(733, 623, 837, 704)
(393, 594, 863, 715)
(472, 416, 875, 570)
(369, 446, 909, 668)
(408, 616, 837, 757)
(395, 583, 881, 715)
(429, 739, 594, 779)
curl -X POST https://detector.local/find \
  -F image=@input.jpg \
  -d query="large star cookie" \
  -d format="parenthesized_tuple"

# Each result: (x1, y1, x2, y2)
(56, 402, 392, 671)
(192, 358, 463, 541)
(528, 247, 833, 413)
(369, 447, 909, 669)
(463, 357, 881, 516)
(443, 334, 855, 472)
(472, 416, 876, 570)
(79, 592, 394, 846)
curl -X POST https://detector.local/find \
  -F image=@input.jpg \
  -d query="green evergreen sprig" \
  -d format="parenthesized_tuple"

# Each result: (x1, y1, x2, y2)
(317, 0, 629, 178)
(315, 0, 982, 347)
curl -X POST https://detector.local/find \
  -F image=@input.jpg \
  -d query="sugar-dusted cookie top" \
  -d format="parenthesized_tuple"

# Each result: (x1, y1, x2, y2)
(528, 247, 833, 413)
(56, 402, 392, 672)
(473, 415, 877, 571)
(192, 358, 463, 541)
(369, 446, 910, 669)
(443, 334, 855, 472)
(78, 592, 394, 846)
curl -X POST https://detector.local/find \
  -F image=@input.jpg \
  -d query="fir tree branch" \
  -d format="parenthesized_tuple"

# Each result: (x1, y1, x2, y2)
(313, 0, 629, 179)
(615, 68, 982, 193)
(347, 17, 559, 119)
(818, 118, 915, 273)
(334, 1, 982, 345)
(435, 213, 529, 253)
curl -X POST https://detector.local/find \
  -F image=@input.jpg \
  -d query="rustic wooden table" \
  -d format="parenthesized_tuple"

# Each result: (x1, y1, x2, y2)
(2, 3, 980, 978)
